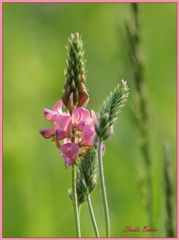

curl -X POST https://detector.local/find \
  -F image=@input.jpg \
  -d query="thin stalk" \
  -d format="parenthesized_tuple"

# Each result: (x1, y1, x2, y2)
(72, 164, 81, 237)
(163, 142, 175, 237)
(125, 3, 153, 229)
(86, 193, 100, 237)
(97, 139, 110, 237)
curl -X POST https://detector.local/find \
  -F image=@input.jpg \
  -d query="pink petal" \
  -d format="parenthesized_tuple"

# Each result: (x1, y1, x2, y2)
(44, 108, 57, 121)
(39, 128, 55, 139)
(56, 129, 66, 140)
(60, 143, 71, 157)
(52, 99, 63, 112)
(54, 115, 72, 136)
(80, 123, 96, 146)
(72, 107, 91, 131)
(60, 143, 79, 166)
(70, 142, 80, 160)
(56, 129, 68, 140)
(65, 157, 73, 166)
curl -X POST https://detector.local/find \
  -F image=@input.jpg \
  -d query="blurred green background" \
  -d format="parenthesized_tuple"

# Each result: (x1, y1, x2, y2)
(3, 3, 176, 238)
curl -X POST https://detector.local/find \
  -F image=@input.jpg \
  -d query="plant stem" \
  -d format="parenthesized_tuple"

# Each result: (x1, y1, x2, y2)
(131, 3, 153, 229)
(86, 193, 100, 237)
(163, 142, 175, 237)
(97, 139, 110, 237)
(125, 3, 153, 229)
(72, 164, 81, 237)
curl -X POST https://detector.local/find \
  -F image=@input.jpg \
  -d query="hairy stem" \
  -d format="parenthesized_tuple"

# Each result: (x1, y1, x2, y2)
(97, 139, 110, 237)
(86, 193, 100, 237)
(72, 164, 81, 237)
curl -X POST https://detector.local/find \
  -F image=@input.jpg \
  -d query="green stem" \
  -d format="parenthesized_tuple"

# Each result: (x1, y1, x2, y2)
(86, 193, 100, 237)
(72, 164, 81, 237)
(97, 139, 110, 237)
(146, 168, 153, 229)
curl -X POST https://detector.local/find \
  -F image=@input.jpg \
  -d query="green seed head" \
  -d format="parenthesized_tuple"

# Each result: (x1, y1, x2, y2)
(96, 80, 129, 141)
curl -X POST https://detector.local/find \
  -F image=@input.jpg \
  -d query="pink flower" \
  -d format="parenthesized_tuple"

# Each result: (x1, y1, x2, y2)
(71, 107, 96, 146)
(39, 128, 56, 139)
(44, 99, 63, 121)
(72, 107, 91, 130)
(54, 115, 72, 140)
(80, 123, 96, 146)
(40, 100, 97, 166)
(60, 143, 79, 166)
(40, 100, 72, 140)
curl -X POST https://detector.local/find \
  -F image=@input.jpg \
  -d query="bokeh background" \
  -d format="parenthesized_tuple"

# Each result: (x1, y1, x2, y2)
(3, 3, 176, 238)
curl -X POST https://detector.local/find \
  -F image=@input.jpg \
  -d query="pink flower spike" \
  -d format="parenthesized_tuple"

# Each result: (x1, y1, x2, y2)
(39, 128, 55, 139)
(60, 143, 79, 166)
(72, 107, 91, 131)
(80, 123, 96, 146)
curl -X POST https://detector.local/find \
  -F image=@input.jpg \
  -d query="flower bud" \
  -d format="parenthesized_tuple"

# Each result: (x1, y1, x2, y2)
(96, 80, 129, 141)
(62, 33, 89, 112)
(68, 147, 98, 205)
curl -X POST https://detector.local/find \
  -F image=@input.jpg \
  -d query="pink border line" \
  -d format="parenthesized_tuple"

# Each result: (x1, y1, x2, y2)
(0, 1, 178, 240)
(0, 238, 178, 240)
(3, 238, 177, 240)
(0, 238, 177, 240)
(176, 1, 178, 240)
(0, 1, 1, 238)
(1, 0, 178, 2)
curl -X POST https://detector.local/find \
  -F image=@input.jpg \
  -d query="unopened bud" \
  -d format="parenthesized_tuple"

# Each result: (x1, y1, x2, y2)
(62, 32, 89, 111)
(96, 80, 129, 141)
